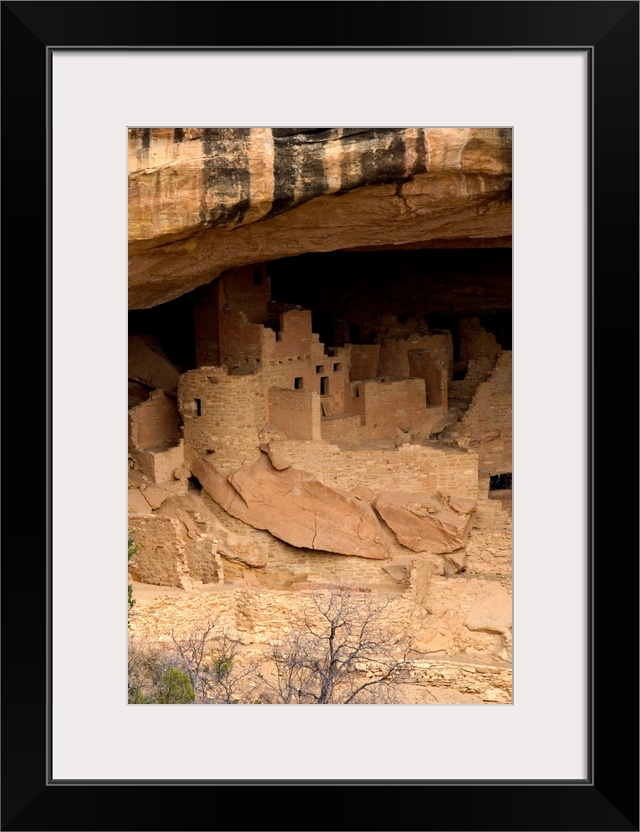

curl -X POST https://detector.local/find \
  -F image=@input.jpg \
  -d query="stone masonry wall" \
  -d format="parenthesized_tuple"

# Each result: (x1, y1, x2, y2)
(129, 391, 181, 452)
(361, 378, 427, 437)
(130, 583, 414, 645)
(454, 351, 512, 476)
(449, 319, 502, 408)
(268, 387, 321, 440)
(219, 310, 267, 366)
(459, 317, 501, 364)
(220, 264, 270, 324)
(179, 366, 266, 474)
(269, 438, 479, 500)
(398, 658, 512, 702)
(261, 347, 350, 417)
(134, 441, 185, 485)
(321, 413, 363, 443)
(378, 332, 453, 380)
(348, 344, 381, 380)
(128, 513, 192, 589)
(408, 349, 448, 408)
(464, 498, 512, 577)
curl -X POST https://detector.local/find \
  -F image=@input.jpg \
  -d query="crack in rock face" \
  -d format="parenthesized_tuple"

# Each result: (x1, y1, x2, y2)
(375, 492, 476, 554)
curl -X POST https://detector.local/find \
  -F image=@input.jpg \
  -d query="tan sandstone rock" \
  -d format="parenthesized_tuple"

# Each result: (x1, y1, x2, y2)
(128, 488, 152, 514)
(375, 491, 475, 554)
(128, 335, 180, 390)
(157, 492, 268, 569)
(139, 484, 172, 510)
(192, 453, 389, 559)
(464, 583, 512, 633)
(128, 128, 511, 309)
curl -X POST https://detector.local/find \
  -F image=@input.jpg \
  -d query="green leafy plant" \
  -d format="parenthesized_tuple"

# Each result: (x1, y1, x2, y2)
(155, 667, 195, 704)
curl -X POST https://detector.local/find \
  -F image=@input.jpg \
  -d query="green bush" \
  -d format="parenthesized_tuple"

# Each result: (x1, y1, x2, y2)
(155, 667, 195, 704)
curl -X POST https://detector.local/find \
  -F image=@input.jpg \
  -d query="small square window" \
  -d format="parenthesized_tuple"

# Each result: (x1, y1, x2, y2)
(294, 377, 304, 390)
(333, 363, 341, 372)
(315, 365, 324, 374)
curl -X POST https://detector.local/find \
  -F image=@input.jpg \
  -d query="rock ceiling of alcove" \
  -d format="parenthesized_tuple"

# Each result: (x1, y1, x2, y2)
(128, 127, 512, 310)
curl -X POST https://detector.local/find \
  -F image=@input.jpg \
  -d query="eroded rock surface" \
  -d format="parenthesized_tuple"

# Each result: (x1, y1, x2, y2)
(128, 335, 180, 390)
(157, 492, 268, 570)
(129, 128, 512, 308)
(375, 491, 475, 554)
(192, 452, 390, 559)
(464, 583, 512, 633)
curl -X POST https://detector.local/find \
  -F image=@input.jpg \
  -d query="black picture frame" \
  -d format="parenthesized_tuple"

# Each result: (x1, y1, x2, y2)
(2, 2, 638, 830)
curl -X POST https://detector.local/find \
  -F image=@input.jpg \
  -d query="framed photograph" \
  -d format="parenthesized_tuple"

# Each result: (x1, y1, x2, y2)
(2, 2, 637, 830)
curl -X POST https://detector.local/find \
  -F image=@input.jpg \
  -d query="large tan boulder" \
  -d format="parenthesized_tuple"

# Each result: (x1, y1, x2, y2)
(375, 491, 475, 554)
(192, 453, 389, 559)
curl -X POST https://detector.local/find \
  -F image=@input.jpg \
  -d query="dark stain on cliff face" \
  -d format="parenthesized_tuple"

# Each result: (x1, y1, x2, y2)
(335, 129, 419, 195)
(265, 128, 422, 221)
(413, 128, 428, 176)
(200, 128, 252, 227)
(266, 130, 330, 220)
(174, 127, 185, 144)
(196, 128, 432, 226)
(134, 128, 153, 169)
(299, 137, 328, 209)
(268, 135, 297, 219)
(360, 129, 407, 187)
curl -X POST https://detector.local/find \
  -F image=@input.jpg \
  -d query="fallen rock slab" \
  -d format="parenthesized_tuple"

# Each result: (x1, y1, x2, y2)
(375, 491, 475, 554)
(192, 453, 389, 559)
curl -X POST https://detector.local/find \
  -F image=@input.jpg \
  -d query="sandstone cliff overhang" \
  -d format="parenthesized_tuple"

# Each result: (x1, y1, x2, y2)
(128, 127, 512, 309)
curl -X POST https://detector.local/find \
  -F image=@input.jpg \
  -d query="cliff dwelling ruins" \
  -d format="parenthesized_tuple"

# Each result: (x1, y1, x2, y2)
(128, 127, 513, 704)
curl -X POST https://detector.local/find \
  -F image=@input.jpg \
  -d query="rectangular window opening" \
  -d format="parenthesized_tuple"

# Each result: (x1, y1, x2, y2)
(490, 473, 512, 491)
(333, 363, 341, 372)
(315, 365, 324, 374)
(320, 377, 329, 396)
(294, 377, 304, 390)
(194, 398, 202, 416)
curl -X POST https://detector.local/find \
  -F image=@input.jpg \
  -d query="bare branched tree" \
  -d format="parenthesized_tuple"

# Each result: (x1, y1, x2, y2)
(260, 587, 409, 704)
(129, 589, 409, 704)
(129, 620, 260, 704)
(170, 620, 260, 704)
